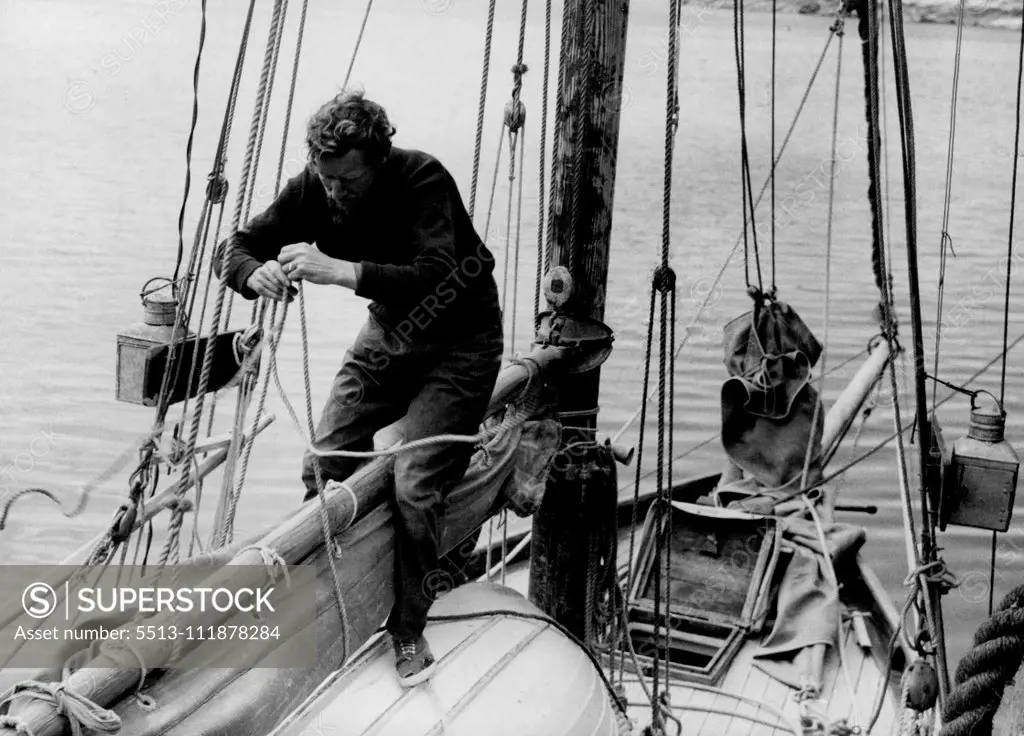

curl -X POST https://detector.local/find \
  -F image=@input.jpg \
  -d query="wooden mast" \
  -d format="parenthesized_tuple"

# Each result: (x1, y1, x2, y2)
(528, 0, 630, 639)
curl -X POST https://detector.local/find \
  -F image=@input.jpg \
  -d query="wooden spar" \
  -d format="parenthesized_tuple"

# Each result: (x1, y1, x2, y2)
(528, 0, 630, 638)
(1, 349, 554, 736)
(821, 338, 891, 456)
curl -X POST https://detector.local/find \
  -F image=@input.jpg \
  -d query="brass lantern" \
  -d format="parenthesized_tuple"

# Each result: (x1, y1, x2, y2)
(116, 279, 193, 406)
(940, 391, 1019, 532)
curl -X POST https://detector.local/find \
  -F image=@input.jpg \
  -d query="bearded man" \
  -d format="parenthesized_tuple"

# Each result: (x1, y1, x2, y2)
(216, 89, 503, 686)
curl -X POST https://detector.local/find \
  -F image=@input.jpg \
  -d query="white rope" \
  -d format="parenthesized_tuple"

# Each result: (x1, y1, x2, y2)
(268, 330, 486, 459)
(238, 544, 292, 588)
(323, 480, 360, 530)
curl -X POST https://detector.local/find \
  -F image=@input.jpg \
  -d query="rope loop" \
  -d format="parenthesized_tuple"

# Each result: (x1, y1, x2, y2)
(652, 265, 676, 294)
(238, 544, 292, 589)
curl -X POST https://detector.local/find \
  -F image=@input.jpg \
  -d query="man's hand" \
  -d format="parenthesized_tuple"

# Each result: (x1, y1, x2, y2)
(245, 261, 296, 302)
(279, 244, 358, 290)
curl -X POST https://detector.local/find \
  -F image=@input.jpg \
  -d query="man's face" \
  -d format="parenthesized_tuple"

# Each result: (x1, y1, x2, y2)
(314, 148, 377, 222)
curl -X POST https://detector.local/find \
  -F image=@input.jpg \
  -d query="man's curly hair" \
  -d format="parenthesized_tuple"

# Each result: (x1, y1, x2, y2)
(306, 89, 395, 165)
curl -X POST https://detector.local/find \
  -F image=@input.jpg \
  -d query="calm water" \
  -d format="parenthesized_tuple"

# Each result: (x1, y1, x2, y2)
(1, 0, 1022, 670)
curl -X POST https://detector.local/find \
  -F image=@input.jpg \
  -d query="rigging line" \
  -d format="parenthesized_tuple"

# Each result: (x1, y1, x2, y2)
(619, 278, 658, 689)
(734, 0, 763, 293)
(501, 126, 517, 333)
(733, 0, 751, 288)
(931, 0, 967, 411)
(799, 24, 844, 495)
(771, 0, 776, 290)
(510, 127, 527, 355)
(160, 0, 289, 567)
(274, 0, 310, 197)
(507, 0, 528, 349)
(990, 0, 1024, 619)
(210, 0, 288, 362)
(342, 0, 375, 90)
(546, 0, 573, 271)
(176, 203, 222, 444)
(887, 0, 950, 703)
(606, 18, 834, 449)
(172, 0, 208, 289)
(157, 0, 256, 440)
(191, 0, 291, 521)
(295, 287, 353, 665)
(217, 0, 313, 545)
(1000, 8, 1024, 410)
(863, 0, 920, 594)
(469, 0, 497, 222)
(535, 0, 552, 327)
(242, 0, 292, 330)
(649, 0, 683, 710)
(483, 118, 507, 247)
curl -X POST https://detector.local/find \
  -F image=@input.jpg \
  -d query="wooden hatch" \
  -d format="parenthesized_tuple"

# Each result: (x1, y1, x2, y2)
(623, 500, 781, 685)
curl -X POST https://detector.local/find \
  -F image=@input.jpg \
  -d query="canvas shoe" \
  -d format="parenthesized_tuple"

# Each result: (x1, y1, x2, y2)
(392, 635, 436, 687)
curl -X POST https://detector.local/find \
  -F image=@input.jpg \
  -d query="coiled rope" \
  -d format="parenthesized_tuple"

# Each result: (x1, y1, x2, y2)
(940, 585, 1024, 736)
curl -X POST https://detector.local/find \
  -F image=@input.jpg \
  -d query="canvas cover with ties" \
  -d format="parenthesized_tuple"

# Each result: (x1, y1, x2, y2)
(720, 294, 826, 490)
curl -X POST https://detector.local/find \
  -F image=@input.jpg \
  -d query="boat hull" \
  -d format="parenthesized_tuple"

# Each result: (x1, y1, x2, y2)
(268, 583, 621, 736)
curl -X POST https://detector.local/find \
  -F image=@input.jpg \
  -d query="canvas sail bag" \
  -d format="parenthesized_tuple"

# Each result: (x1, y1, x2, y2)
(720, 296, 825, 488)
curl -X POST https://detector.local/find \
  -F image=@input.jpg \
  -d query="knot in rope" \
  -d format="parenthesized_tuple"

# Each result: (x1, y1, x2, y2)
(0, 681, 121, 736)
(652, 265, 676, 294)
(238, 544, 292, 588)
(165, 496, 194, 515)
(510, 62, 529, 99)
(504, 98, 527, 133)
(905, 558, 958, 595)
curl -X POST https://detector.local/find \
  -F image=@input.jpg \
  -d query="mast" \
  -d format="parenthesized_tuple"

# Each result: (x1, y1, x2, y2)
(528, 0, 630, 639)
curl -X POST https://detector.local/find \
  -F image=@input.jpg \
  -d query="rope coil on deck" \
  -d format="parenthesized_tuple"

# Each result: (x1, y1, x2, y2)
(940, 584, 1024, 736)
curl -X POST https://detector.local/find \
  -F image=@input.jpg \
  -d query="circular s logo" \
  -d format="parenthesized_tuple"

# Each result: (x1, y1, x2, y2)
(23, 582, 58, 619)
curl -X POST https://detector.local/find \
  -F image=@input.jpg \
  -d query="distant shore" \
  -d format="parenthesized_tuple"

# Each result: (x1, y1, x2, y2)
(703, 0, 1023, 30)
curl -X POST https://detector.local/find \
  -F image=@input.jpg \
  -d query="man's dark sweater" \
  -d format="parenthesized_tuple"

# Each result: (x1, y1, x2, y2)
(217, 147, 499, 338)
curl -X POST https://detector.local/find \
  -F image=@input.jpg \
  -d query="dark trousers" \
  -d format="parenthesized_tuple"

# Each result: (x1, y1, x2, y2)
(300, 307, 503, 640)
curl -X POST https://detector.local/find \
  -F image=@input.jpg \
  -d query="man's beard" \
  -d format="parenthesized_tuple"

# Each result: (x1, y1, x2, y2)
(327, 197, 357, 227)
